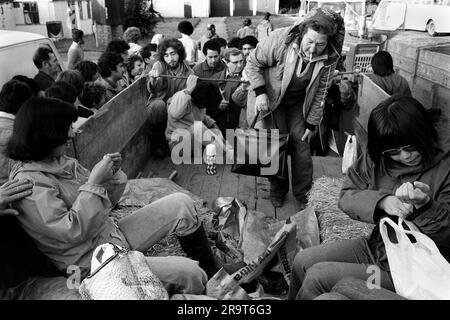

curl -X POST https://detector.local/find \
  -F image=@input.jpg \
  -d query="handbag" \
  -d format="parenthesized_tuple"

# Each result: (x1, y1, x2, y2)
(231, 111, 290, 179)
(79, 243, 169, 300)
(380, 217, 450, 300)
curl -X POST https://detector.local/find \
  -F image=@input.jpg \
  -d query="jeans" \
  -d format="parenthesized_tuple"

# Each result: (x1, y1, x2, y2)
(287, 237, 395, 300)
(260, 102, 313, 202)
(118, 193, 207, 295)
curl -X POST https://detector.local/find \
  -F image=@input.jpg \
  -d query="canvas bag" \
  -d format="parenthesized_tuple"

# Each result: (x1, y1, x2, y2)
(79, 243, 169, 300)
(231, 111, 290, 179)
(380, 217, 450, 300)
(342, 134, 357, 174)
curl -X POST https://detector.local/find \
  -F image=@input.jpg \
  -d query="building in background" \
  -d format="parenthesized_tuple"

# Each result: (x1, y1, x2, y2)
(0, 0, 93, 39)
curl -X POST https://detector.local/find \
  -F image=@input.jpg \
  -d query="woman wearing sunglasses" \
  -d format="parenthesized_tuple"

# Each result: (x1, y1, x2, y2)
(288, 95, 450, 299)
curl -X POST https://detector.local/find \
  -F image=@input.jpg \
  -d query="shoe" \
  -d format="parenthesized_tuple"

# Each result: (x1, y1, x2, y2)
(270, 194, 285, 208)
(178, 223, 221, 279)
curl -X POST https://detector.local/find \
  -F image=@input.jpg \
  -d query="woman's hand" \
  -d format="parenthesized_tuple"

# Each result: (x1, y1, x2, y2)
(88, 154, 115, 185)
(255, 93, 269, 112)
(395, 181, 431, 209)
(378, 195, 413, 218)
(106, 152, 122, 174)
(0, 179, 33, 216)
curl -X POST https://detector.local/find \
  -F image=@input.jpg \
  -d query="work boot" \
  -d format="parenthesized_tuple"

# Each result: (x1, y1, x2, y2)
(178, 223, 221, 279)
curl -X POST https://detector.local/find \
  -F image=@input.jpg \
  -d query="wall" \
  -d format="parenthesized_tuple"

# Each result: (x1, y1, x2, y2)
(0, 3, 16, 30)
(256, 0, 279, 14)
(153, 0, 209, 17)
(11, 0, 92, 39)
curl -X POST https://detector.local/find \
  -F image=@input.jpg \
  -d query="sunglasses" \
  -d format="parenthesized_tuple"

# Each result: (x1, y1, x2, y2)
(382, 145, 416, 156)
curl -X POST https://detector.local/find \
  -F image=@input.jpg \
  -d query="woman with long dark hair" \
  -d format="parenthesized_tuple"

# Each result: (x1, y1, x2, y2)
(288, 95, 450, 299)
(7, 97, 220, 296)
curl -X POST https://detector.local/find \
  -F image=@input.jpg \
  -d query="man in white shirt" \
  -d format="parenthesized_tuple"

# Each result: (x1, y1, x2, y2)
(178, 21, 198, 68)
(67, 29, 84, 70)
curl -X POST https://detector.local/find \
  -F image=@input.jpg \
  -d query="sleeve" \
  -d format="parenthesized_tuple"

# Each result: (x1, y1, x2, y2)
(244, 29, 285, 92)
(167, 90, 190, 120)
(338, 153, 390, 224)
(306, 61, 338, 126)
(231, 84, 248, 108)
(14, 177, 112, 244)
(407, 173, 450, 250)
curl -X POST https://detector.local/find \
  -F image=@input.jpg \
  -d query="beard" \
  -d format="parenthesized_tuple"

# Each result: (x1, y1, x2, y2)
(168, 61, 179, 69)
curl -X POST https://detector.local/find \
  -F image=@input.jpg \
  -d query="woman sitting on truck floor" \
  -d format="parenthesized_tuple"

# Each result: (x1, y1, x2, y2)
(288, 95, 450, 300)
(6, 97, 221, 296)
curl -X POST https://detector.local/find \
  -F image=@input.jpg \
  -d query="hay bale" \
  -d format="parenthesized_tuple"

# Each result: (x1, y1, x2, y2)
(307, 176, 374, 243)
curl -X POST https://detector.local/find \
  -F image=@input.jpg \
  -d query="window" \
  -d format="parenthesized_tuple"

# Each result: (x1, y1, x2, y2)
(78, 1, 84, 20)
(23, 2, 39, 25)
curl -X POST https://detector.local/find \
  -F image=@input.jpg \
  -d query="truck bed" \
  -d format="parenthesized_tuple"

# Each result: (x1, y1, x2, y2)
(141, 155, 343, 221)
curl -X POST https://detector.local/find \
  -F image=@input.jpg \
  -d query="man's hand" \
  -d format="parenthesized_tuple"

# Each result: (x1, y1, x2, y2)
(255, 93, 269, 112)
(378, 195, 413, 218)
(185, 74, 198, 94)
(395, 181, 431, 209)
(0, 179, 33, 216)
(301, 128, 314, 143)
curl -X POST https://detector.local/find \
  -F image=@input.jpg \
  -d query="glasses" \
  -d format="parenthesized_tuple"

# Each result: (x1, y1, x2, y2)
(382, 145, 416, 156)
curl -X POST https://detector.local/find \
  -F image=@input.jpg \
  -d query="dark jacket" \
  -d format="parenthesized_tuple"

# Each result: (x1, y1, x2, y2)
(338, 143, 450, 271)
(33, 71, 54, 92)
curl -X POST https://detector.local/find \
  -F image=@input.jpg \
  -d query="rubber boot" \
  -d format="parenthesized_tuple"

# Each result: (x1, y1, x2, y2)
(178, 223, 221, 279)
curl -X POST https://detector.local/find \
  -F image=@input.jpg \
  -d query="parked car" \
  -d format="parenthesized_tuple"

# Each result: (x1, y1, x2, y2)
(0, 30, 65, 88)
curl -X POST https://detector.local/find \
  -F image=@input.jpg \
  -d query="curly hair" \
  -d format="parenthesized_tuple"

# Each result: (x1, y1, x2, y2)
(123, 27, 141, 44)
(157, 38, 186, 63)
(178, 21, 194, 36)
(125, 54, 143, 76)
(74, 60, 99, 82)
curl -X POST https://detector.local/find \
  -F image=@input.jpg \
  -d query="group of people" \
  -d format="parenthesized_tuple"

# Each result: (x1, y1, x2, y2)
(1, 8, 449, 301)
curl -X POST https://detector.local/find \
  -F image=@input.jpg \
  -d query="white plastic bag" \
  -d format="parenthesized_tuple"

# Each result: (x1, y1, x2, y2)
(342, 134, 357, 174)
(380, 217, 450, 300)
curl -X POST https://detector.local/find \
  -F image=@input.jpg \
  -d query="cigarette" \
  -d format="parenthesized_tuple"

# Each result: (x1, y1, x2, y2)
(310, 53, 313, 61)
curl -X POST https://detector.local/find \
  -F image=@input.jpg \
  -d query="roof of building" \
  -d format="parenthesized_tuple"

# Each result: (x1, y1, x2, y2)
(0, 30, 47, 49)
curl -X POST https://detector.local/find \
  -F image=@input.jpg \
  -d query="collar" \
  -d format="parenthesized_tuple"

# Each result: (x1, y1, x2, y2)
(0, 111, 15, 120)
(180, 33, 190, 39)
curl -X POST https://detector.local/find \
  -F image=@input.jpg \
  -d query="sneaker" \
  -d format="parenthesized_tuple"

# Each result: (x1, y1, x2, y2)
(270, 194, 285, 208)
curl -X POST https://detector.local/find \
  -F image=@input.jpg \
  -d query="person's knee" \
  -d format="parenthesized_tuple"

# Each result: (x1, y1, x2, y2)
(301, 262, 336, 295)
(293, 246, 321, 273)
(168, 192, 198, 221)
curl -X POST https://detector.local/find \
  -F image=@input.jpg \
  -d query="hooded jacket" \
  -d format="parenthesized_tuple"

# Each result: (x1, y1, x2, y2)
(244, 8, 344, 127)
(338, 142, 450, 271)
(9, 156, 128, 278)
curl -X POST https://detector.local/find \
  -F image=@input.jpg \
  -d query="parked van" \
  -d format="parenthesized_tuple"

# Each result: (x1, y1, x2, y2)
(0, 30, 65, 88)
(370, 0, 450, 36)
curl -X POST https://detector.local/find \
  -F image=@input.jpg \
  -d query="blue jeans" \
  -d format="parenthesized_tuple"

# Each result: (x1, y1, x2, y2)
(288, 238, 395, 300)
(118, 193, 207, 295)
